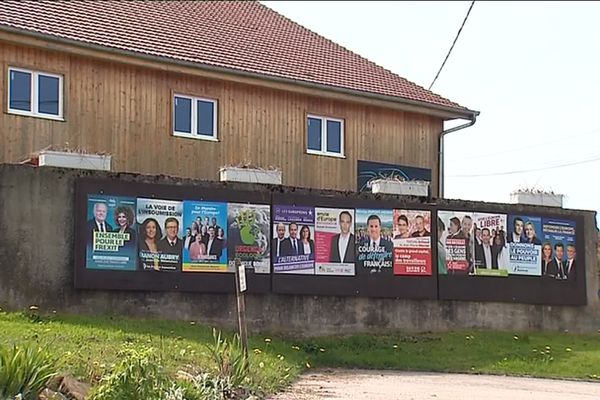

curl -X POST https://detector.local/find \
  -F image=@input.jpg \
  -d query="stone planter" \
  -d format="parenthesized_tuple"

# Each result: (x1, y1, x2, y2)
(219, 166, 282, 185)
(370, 179, 429, 197)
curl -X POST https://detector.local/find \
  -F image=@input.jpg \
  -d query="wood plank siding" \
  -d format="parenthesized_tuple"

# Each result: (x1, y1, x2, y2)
(1, 42, 443, 194)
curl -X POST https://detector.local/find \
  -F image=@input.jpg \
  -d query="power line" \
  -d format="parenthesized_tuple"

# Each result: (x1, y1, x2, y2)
(448, 153, 600, 178)
(446, 126, 600, 163)
(428, 1, 476, 90)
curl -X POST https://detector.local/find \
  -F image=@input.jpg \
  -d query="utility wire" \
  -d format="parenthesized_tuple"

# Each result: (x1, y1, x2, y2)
(448, 153, 600, 178)
(428, 0, 476, 90)
(446, 126, 600, 163)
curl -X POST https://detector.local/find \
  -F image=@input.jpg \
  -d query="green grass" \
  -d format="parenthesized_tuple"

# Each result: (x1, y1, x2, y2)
(1, 308, 600, 397)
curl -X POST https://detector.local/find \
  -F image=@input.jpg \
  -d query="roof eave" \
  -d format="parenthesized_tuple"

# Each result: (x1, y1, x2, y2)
(0, 26, 479, 120)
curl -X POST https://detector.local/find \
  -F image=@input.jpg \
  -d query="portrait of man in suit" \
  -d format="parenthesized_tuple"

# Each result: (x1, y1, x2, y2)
(546, 242, 566, 279)
(329, 211, 355, 263)
(284, 222, 301, 256)
(507, 217, 525, 243)
(360, 214, 393, 274)
(206, 225, 224, 258)
(361, 214, 393, 253)
(474, 228, 495, 269)
(272, 222, 290, 259)
(565, 244, 577, 280)
(158, 217, 183, 269)
(88, 202, 113, 239)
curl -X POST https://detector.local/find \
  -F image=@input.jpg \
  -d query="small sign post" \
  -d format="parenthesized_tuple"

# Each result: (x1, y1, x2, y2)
(234, 258, 248, 358)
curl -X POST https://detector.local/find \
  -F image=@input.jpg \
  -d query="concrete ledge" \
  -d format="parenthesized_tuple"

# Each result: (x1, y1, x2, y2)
(0, 163, 598, 334)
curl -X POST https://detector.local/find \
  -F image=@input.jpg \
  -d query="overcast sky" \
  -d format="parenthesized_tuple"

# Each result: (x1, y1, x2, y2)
(262, 1, 600, 224)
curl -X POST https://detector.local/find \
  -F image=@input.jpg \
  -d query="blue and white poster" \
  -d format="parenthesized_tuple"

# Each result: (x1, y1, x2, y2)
(541, 218, 577, 280)
(85, 195, 137, 271)
(182, 201, 228, 272)
(507, 215, 542, 276)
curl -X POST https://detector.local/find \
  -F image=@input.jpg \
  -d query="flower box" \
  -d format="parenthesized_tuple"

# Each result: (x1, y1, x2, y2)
(219, 166, 282, 185)
(370, 179, 429, 197)
(37, 150, 111, 171)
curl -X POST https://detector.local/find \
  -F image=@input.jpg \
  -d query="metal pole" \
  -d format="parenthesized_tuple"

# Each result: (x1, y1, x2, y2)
(234, 258, 248, 358)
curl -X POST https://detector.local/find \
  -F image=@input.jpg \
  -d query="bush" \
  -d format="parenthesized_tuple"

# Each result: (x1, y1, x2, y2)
(0, 343, 57, 400)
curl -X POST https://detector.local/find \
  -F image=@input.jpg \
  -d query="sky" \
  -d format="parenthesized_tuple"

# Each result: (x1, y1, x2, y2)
(262, 1, 600, 224)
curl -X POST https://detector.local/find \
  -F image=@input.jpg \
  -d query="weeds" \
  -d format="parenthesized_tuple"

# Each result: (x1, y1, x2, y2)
(87, 343, 171, 400)
(0, 343, 57, 400)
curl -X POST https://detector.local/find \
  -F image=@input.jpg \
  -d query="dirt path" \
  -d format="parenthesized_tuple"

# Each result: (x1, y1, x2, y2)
(267, 369, 600, 400)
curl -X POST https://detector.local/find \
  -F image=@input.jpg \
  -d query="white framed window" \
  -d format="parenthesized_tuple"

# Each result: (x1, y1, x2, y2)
(173, 94, 218, 141)
(7, 67, 64, 120)
(306, 114, 344, 157)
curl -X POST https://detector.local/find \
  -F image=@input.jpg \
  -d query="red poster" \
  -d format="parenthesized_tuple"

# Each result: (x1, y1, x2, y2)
(392, 210, 432, 276)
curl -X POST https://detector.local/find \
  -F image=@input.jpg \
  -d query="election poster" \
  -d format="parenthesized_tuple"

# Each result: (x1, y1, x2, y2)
(272, 205, 315, 274)
(181, 201, 228, 272)
(136, 198, 183, 272)
(472, 213, 509, 277)
(85, 195, 137, 271)
(314, 208, 355, 276)
(227, 203, 271, 274)
(437, 211, 474, 275)
(355, 209, 394, 275)
(392, 210, 432, 276)
(506, 215, 542, 276)
(541, 218, 577, 280)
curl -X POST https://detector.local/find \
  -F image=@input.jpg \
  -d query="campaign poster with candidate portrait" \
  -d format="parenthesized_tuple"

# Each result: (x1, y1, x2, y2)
(437, 211, 474, 275)
(227, 203, 270, 274)
(272, 205, 315, 274)
(355, 208, 394, 274)
(182, 201, 228, 272)
(392, 210, 432, 276)
(541, 218, 576, 280)
(314, 208, 355, 276)
(472, 213, 509, 277)
(85, 195, 137, 271)
(136, 198, 183, 272)
(507, 215, 542, 276)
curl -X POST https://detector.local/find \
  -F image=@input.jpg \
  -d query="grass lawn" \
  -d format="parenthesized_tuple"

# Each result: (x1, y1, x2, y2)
(1, 308, 600, 396)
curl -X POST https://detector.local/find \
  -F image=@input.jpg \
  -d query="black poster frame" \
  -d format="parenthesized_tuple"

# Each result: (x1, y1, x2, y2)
(435, 207, 587, 305)
(271, 192, 438, 299)
(74, 178, 271, 294)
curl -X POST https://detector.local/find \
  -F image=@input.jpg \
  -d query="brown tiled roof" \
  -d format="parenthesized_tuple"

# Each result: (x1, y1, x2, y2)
(0, 0, 473, 114)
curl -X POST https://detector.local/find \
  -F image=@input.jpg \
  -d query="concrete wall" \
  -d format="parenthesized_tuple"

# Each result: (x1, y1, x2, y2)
(1, 163, 599, 335)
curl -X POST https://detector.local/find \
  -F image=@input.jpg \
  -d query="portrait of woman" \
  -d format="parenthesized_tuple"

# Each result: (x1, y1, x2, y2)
(113, 205, 136, 238)
(139, 218, 161, 253)
(524, 222, 542, 245)
(189, 234, 207, 260)
(541, 242, 553, 275)
(393, 214, 410, 239)
(492, 233, 509, 269)
(300, 225, 315, 260)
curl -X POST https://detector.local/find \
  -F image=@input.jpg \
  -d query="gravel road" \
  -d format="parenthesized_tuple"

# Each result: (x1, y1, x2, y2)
(267, 369, 600, 400)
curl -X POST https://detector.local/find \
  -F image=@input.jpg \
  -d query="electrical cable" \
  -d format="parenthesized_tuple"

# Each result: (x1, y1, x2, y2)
(448, 153, 600, 178)
(446, 126, 600, 163)
(428, 0, 476, 90)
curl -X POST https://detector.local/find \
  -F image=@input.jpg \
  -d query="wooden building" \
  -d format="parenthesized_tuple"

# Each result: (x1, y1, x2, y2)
(0, 1, 478, 195)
